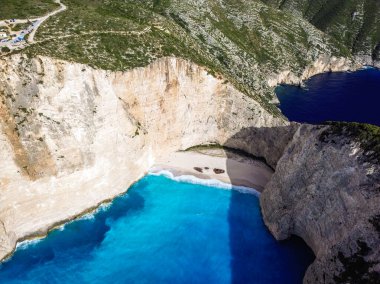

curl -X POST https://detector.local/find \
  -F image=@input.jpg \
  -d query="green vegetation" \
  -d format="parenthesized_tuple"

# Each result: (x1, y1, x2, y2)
(184, 143, 272, 169)
(262, 0, 380, 58)
(184, 143, 224, 152)
(320, 122, 380, 164)
(1, 46, 10, 53)
(0, 0, 59, 20)
(0, 1, 377, 118)
(17, 0, 350, 116)
(11, 22, 31, 31)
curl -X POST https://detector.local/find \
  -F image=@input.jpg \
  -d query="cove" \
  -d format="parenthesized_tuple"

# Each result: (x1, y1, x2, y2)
(276, 68, 380, 126)
(0, 174, 314, 284)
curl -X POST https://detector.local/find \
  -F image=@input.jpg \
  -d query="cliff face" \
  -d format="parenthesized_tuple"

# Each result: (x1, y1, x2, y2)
(22, 0, 353, 117)
(261, 124, 380, 283)
(0, 55, 285, 261)
(1, 54, 379, 284)
(267, 55, 362, 88)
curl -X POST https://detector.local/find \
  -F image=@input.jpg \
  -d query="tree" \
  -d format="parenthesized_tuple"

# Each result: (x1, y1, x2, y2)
(1, 46, 10, 53)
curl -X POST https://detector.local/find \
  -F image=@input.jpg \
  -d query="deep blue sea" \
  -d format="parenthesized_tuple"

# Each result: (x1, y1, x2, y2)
(276, 68, 380, 126)
(0, 174, 314, 284)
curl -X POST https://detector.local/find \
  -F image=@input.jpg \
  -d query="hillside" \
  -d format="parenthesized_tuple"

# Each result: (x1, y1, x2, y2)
(0, 1, 379, 283)
(0, 0, 60, 19)
(15, 0, 355, 115)
(262, 0, 380, 62)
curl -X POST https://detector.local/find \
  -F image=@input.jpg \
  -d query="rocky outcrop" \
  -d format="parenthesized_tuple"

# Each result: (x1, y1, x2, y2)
(223, 124, 299, 169)
(267, 55, 363, 88)
(261, 124, 380, 283)
(0, 55, 285, 261)
(1, 53, 379, 284)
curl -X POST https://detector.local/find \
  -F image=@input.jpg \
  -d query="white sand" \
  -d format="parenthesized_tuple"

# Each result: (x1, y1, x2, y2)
(152, 149, 273, 192)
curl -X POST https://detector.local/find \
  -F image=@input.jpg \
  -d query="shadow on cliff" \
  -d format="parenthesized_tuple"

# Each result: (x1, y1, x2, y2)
(222, 125, 315, 284)
(0, 190, 145, 275)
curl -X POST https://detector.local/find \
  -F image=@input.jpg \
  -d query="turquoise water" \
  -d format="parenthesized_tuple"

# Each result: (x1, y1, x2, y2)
(0, 174, 314, 283)
(276, 68, 380, 126)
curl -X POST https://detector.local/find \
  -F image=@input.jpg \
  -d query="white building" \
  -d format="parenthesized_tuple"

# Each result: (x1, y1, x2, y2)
(0, 32, 7, 39)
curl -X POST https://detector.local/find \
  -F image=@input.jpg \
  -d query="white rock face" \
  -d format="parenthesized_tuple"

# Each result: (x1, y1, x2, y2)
(0, 55, 285, 261)
(267, 55, 363, 87)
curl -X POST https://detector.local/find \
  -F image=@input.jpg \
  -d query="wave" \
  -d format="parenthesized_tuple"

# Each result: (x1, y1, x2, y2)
(148, 170, 260, 196)
(16, 238, 43, 251)
(57, 202, 113, 232)
(78, 202, 112, 221)
(14, 173, 258, 254)
(14, 202, 113, 253)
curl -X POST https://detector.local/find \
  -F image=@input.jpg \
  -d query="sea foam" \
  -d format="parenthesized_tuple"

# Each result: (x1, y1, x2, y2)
(13, 202, 113, 253)
(13, 172, 258, 256)
(16, 238, 43, 251)
(148, 170, 260, 196)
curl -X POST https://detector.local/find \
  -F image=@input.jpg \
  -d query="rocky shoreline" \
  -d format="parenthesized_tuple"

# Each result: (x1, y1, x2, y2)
(261, 124, 380, 283)
(267, 55, 365, 88)
(0, 54, 379, 283)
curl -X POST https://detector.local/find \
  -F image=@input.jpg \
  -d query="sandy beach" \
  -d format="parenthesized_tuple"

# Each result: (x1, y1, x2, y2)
(152, 148, 274, 192)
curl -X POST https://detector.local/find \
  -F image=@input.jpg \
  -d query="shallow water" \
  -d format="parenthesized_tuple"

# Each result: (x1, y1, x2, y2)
(0, 174, 314, 284)
(276, 68, 380, 126)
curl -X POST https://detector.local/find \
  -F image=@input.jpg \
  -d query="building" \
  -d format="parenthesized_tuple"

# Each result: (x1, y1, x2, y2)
(0, 32, 7, 39)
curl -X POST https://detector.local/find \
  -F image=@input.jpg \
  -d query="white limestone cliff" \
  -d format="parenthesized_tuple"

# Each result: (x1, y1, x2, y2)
(267, 55, 363, 88)
(0, 55, 285, 261)
(2, 54, 379, 284)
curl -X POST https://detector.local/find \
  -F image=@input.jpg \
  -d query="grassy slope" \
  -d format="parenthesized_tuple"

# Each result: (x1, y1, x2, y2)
(262, 0, 380, 58)
(0, 0, 59, 20)
(2, 1, 379, 162)
(20, 0, 347, 115)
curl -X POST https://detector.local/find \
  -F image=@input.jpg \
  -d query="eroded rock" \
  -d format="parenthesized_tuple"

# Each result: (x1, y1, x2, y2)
(261, 124, 380, 283)
(0, 54, 285, 261)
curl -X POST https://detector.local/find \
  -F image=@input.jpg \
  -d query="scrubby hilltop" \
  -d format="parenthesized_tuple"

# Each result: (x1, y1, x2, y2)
(18, 0, 360, 114)
(262, 0, 380, 62)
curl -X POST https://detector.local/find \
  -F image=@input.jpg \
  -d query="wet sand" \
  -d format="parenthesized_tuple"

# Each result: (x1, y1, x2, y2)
(152, 149, 274, 192)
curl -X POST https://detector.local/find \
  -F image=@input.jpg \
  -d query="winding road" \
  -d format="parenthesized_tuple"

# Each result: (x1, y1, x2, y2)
(0, 0, 66, 50)
(0, 1, 157, 53)
(28, 0, 67, 43)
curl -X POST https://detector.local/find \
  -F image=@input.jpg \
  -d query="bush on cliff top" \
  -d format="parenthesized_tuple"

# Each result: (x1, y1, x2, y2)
(320, 121, 380, 164)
